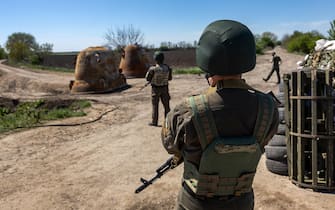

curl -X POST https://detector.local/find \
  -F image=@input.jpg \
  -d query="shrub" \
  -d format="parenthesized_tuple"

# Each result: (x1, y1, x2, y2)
(282, 31, 325, 54)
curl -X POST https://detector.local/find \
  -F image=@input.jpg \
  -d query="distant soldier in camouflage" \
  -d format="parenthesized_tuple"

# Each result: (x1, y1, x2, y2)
(145, 51, 172, 126)
(263, 52, 282, 84)
(162, 20, 279, 210)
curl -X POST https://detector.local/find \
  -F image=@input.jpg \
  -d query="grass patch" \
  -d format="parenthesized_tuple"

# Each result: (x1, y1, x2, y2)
(9, 62, 74, 73)
(0, 98, 91, 133)
(173, 67, 203, 74)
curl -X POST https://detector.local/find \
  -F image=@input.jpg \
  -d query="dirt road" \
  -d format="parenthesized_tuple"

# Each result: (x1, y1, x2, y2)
(1, 48, 334, 210)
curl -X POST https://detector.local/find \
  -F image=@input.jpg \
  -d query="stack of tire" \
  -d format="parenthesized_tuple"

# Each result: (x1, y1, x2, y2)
(265, 83, 289, 176)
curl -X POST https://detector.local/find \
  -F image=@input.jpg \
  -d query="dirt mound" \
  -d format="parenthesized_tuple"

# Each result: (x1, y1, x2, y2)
(0, 61, 72, 99)
(0, 97, 19, 110)
(0, 74, 67, 95)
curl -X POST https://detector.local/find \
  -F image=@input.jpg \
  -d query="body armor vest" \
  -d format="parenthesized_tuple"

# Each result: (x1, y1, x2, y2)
(184, 90, 275, 197)
(150, 64, 170, 86)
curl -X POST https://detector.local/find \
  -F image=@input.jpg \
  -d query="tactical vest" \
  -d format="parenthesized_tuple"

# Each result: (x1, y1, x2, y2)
(184, 91, 275, 197)
(150, 64, 170, 86)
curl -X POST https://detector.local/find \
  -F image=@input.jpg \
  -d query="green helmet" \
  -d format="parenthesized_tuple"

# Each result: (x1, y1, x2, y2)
(196, 20, 256, 75)
(153, 51, 164, 63)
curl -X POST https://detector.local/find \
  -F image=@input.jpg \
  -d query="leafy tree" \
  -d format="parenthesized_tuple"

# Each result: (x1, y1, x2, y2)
(328, 20, 335, 40)
(5, 32, 38, 62)
(282, 30, 325, 54)
(0, 45, 7, 59)
(159, 41, 195, 50)
(30, 43, 53, 64)
(105, 25, 144, 48)
(258, 32, 278, 49)
(262, 32, 278, 43)
(39, 43, 53, 54)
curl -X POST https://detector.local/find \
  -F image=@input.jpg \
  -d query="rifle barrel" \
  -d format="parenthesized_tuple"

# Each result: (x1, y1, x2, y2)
(134, 156, 181, 194)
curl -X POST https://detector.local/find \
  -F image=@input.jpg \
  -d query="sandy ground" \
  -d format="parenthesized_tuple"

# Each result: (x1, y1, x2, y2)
(0, 47, 335, 210)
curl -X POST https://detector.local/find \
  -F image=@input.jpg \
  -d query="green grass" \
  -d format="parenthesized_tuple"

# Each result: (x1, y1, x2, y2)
(10, 62, 74, 73)
(0, 99, 91, 133)
(173, 67, 203, 74)
(28, 64, 74, 73)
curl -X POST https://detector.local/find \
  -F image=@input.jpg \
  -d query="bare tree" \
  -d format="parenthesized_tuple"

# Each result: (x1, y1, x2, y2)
(105, 25, 144, 48)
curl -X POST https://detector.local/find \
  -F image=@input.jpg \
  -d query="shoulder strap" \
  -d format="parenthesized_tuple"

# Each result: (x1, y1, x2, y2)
(188, 95, 218, 150)
(253, 92, 275, 145)
(189, 92, 275, 150)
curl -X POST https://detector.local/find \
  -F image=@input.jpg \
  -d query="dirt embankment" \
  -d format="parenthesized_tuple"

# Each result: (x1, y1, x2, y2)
(0, 48, 335, 210)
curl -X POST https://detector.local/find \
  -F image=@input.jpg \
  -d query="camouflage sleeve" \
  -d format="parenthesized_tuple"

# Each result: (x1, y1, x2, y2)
(145, 67, 154, 82)
(161, 100, 192, 157)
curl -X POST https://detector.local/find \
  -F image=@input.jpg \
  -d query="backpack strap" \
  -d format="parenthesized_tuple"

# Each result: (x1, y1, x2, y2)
(188, 95, 218, 150)
(189, 92, 275, 150)
(253, 92, 275, 147)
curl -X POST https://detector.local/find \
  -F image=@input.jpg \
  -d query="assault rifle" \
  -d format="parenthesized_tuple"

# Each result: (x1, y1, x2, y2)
(138, 81, 150, 91)
(135, 156, 182, 193)
(267, 90, 282, 106)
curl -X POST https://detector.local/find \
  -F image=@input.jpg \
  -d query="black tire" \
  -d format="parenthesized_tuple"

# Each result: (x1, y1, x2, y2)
(276, 92, 285, 107)
(277, 124, 286, 135)
(267, 135, 286, 146)
(265, 159, 288, 176)
(278, 107, 285, 123)
(278, 82, 285, 93)
(265, 145, 287, 162)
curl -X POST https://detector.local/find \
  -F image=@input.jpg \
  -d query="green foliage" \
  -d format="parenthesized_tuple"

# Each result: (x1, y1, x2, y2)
(5, 32, 53, 65)
(8, 41, 31, 62)
(157, 41, 196, 51)
(70, 100, 91, 109)
(0, 99, 91, 133)
(173, 67, 203, 74)
(256, 42, 264, 54)
(0, 107, 10, 116)
(10, 62, 74, 73)
(28, 54, 42, 65)
(40, 108, 85, 120)
(260, 32, 277, 48)
(255, 32, 278, 54)
(328, 20, 335, 39)
(158, 46, 169, 51)
(5, 32, 38, 62)
(33, 43, 54, 64)
(0, 45, 7, 59)
(282, 30, 325, 54)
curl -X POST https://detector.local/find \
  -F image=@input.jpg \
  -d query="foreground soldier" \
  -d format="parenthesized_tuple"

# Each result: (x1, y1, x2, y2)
(162, 20, 279, 210)
(145, 51, 172, 126)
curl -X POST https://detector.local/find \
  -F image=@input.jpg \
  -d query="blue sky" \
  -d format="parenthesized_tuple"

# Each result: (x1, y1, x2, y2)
(1, 0, 334, 52)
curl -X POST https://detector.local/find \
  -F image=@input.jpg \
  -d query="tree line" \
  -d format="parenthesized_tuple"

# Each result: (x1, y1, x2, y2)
(1, 20, 335, 64)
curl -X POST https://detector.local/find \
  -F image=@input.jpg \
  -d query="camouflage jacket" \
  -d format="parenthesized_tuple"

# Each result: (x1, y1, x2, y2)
(146, 64, 172, 86)
(161, 79, 279, 166)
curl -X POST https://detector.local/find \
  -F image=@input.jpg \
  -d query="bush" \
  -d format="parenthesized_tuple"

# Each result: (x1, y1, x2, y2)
(0, 46, 7, 59)
(256, 43, 264, 54)
(29, 54, 42, 65)
(282, 31, 325, 54)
